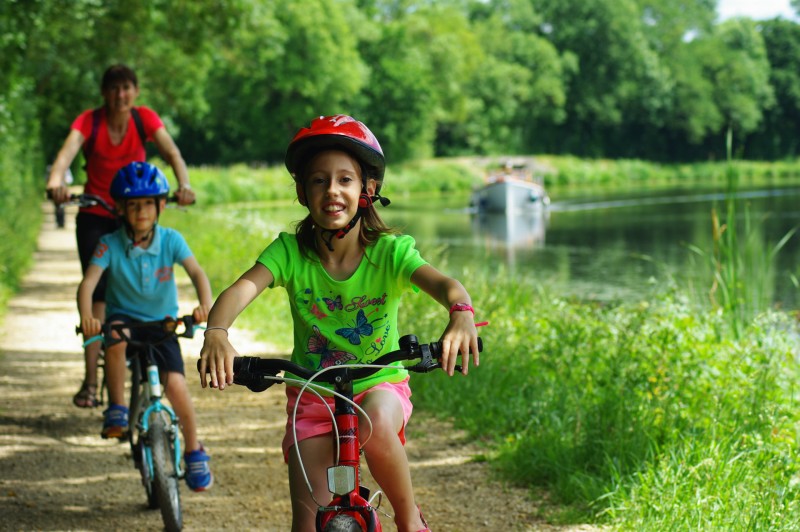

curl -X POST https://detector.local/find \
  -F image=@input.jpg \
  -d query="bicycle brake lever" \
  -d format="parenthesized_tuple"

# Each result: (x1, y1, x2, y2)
(180, 315, 195, 338)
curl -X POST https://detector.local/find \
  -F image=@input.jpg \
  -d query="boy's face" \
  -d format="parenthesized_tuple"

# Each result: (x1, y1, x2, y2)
(118, 197, 164, 234)
(299, 150, 376, 230)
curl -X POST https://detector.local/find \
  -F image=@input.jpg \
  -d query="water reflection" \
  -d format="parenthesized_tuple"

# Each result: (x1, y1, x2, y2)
(468, 212, 549, 274)
(471, 212, 549, 248)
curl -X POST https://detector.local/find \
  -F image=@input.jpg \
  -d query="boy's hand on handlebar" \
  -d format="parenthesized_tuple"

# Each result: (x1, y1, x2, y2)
(80, 317, 102, 338)
(192, 305, 210, 324)
(440, 311, 481, 376)
(199, 331, 237, 390)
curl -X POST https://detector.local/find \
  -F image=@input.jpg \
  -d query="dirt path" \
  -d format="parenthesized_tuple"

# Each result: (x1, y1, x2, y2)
(0, 202, 583, 531)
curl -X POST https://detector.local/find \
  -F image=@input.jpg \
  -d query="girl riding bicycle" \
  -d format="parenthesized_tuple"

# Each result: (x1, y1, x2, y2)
(199, 115, 480, 531)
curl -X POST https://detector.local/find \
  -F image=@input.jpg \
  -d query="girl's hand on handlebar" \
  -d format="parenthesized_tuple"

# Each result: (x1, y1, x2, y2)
(80, 317, 102, 338)
(440, 311, 481, 376)
(199, 331, 238, 390)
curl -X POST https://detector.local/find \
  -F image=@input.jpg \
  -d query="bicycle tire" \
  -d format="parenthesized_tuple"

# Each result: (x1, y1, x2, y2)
(323, 514, 364, 532)
(127, 356, 142, 445)
(150, 414, 183, 531)
(126, 356, 159, 508)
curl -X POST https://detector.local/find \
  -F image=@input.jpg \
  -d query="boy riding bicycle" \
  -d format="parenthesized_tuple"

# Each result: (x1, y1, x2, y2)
(78, 161, 213, 492)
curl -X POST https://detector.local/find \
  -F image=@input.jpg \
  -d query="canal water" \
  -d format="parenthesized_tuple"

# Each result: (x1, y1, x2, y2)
(381, 184, 800, 311)
(223, 183, 800, 311)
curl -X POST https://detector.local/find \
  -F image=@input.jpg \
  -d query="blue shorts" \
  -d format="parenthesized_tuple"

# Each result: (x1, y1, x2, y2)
(106, 314, 185, 375)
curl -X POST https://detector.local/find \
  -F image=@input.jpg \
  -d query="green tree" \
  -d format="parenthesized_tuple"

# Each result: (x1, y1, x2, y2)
(436, 0, 568, 155)
(180, 0, 368, 164)
(357, 4, 482, 160)
(531, 0, 674, 156)
(747, 19, 800, 158)
(696, 19, 775, 157)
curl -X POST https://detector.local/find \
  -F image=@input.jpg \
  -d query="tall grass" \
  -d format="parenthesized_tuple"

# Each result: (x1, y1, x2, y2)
(409, 277, 800, 528)
(686, 130, 800, 337)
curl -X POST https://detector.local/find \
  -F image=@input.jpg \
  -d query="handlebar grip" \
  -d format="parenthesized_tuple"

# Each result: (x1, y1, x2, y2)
(196, 357, 275, 393)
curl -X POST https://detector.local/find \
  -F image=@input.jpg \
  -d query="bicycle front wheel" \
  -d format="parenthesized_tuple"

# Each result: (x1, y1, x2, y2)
(150, 414, 183, 531)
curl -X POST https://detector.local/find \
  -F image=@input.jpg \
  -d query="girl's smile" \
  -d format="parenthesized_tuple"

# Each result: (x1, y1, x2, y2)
(304, 150, 365, 230)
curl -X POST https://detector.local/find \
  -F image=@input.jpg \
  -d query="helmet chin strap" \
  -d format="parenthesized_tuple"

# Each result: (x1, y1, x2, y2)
(318, 189, 391, 252)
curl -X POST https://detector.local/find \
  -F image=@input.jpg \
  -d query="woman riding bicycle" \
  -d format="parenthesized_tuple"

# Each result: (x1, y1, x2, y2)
(45, 64, 196, 409)
(199, 115, 480, 531)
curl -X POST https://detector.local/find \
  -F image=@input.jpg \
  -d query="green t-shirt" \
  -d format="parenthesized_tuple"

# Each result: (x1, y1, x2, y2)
(257, 232, 428, 394)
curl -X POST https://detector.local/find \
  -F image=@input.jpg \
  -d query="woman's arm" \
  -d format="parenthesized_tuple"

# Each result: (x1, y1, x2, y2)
(46, 129, 85, 203)
(199, 263, 275, 390)
(151, 127, 195, 205)
(411, 264, 480, 376)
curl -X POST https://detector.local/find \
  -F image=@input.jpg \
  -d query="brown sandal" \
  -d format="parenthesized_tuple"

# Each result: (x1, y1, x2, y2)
(73, 381, 99, 408)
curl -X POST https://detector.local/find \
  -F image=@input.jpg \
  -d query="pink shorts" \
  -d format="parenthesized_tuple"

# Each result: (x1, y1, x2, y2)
(281, 378, 413, 462)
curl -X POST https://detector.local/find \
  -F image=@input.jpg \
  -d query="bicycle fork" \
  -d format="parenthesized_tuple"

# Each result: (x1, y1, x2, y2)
(140, 362, 183, 479)
(316, 377, 381, 531)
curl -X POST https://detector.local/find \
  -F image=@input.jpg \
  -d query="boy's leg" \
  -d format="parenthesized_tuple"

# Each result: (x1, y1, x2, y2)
(359, 390, 427, 532)
(164, 372, 199, 452)
(288, 436, 333, 532)
(104, 340, 127, 407)
(163, 370, 213, 492)
(101, 338, 129, 439)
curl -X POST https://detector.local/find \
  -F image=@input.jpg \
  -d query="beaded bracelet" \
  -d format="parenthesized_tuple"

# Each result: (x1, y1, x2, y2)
(203, 326, 228, 336)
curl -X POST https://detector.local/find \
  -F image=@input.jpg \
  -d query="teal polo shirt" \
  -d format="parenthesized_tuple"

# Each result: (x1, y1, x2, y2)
(91, 225, 193, 321)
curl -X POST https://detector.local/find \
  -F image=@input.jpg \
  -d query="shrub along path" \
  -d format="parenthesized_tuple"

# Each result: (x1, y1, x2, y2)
(0, 202, 598, 531)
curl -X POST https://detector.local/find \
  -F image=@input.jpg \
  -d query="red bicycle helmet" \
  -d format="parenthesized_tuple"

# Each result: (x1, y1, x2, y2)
(285, 115, 385, 189)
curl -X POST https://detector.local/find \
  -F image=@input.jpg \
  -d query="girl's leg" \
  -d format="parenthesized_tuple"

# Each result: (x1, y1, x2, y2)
(360, 390, 427, 532)
(164, 372, 200, 452)
(288, 435, 333, 532)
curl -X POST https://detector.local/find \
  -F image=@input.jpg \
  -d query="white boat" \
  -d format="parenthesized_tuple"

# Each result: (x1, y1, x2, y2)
(470, 163, 550, 214)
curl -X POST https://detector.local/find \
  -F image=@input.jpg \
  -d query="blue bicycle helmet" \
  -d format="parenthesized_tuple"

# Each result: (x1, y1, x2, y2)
(110, 162, 170, 199)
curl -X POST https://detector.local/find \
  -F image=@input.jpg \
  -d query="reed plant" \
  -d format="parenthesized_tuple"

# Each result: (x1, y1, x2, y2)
(685, 130, 799, 337)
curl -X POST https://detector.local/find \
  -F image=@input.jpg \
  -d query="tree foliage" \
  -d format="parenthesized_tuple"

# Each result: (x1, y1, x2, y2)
(1, 0, 799, 170)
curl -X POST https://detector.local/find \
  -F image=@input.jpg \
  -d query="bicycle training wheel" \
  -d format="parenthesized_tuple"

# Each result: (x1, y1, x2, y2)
(149, 414, 183, 531)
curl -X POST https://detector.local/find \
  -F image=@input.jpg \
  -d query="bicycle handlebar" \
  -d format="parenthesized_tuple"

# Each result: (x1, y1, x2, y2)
(198, 334, 483, 393)
(47, 191, 192, 214)
(77, 315, 197, 347)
